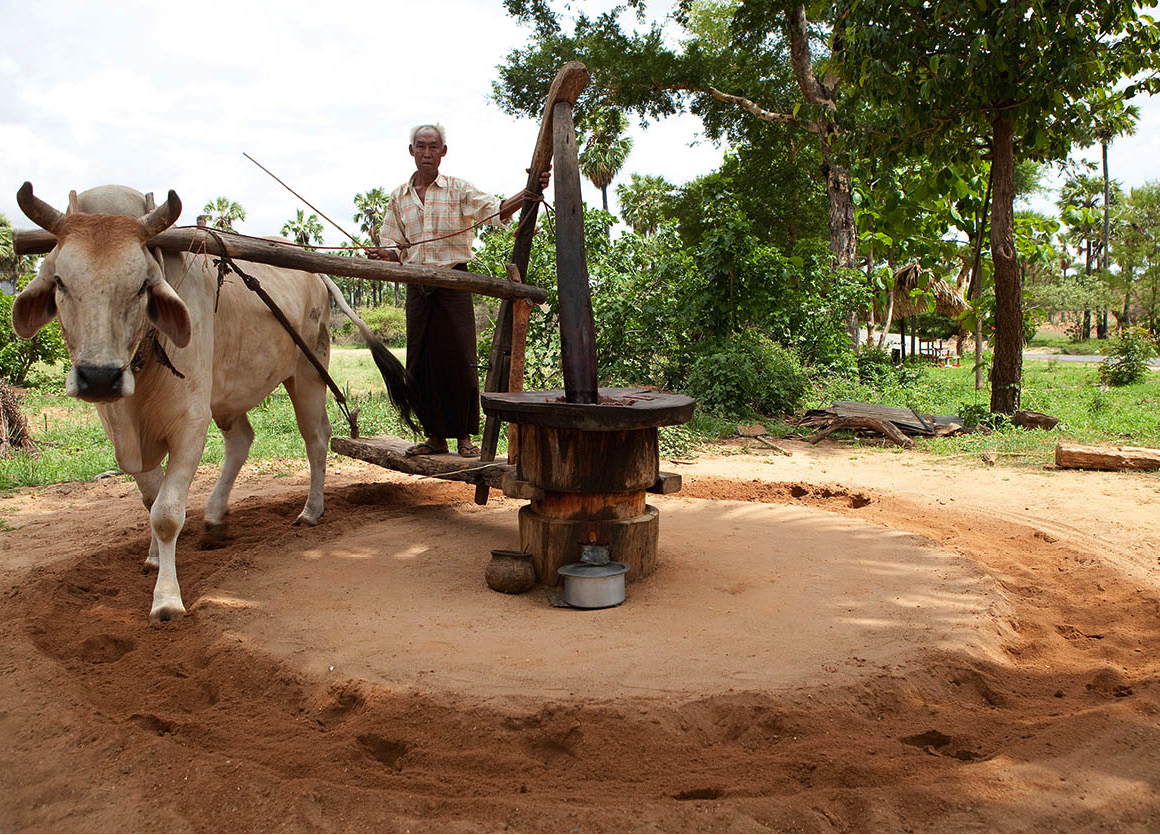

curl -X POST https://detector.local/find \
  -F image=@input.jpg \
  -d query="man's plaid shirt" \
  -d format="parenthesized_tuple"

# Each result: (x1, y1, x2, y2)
(379, 174, 511, 267)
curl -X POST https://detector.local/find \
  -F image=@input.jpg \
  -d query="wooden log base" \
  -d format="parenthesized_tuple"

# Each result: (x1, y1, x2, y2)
(515, 423, 659, 493)
(520, 503, 659, 585)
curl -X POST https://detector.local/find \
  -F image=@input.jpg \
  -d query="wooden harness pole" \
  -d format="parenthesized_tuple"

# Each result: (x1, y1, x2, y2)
(12, 227, 547, 305)
(473, 61, 590, 504)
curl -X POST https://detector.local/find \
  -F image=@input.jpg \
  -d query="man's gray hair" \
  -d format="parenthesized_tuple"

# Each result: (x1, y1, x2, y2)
(410, 123, 447, 146)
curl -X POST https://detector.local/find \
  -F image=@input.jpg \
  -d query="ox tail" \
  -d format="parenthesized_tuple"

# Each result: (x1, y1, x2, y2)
(320, 274, 423, 436)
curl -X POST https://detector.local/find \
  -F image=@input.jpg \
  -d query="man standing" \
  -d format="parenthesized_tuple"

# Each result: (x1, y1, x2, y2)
(369, 123, 548, 457)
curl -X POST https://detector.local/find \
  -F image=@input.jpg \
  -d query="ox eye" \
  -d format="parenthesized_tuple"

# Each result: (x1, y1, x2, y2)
(137, 280, 149, 297)
(54, 275, 66, 294)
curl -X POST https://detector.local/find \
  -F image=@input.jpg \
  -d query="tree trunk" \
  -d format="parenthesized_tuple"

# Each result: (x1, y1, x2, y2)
(968, 162, 993, 390)
(989, 114, 1022, 415)
(601, 184, 609, 212)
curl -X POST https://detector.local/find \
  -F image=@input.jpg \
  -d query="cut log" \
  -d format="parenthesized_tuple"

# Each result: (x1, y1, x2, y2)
(1054, 443, 1160, 472)
(13, 227, 547, 303)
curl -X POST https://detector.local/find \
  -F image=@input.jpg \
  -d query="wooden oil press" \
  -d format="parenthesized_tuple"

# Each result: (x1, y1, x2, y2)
(479, 64, 694, 585)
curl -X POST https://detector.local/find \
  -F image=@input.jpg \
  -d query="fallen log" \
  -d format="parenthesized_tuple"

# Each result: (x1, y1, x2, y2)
(1054, 442, 1160, 472)
(13, 226, 547, 303)
(808, 415, 915, 449)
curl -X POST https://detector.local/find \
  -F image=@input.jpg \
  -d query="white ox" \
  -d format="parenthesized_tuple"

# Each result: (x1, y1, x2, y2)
(12, 183, 416, 621)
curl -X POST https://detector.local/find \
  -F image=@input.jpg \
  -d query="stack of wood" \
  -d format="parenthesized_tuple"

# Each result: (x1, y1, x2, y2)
(798, 401, 966, 449)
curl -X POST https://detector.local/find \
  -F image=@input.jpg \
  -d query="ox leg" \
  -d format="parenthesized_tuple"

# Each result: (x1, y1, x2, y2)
(135, 466, 164, 570)
(283, 374, 331, 526)
(149, 428, 207, 622)
(202, 413, 255, 545)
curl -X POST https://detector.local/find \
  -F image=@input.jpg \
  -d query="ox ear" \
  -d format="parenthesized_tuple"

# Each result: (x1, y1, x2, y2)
(138, 190, 182, 239)
(144, 260, 191, 348)
(11, 256, 59, 338)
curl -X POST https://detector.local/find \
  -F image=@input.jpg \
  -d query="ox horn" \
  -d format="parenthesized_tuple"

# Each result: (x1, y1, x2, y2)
(67, 190, 79, 213)
(16, 182, 65, 234)
(139, 189, 182, 239)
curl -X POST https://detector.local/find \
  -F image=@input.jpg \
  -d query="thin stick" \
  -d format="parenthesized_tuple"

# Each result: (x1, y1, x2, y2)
(243, 152, 362, 245)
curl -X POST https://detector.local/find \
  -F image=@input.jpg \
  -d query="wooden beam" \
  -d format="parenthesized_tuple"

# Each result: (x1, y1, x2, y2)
(552, 99, 598, 404)
(474, 62, 590, 504)
(330, 435, 513, 487)
(12, 226, 547, 304)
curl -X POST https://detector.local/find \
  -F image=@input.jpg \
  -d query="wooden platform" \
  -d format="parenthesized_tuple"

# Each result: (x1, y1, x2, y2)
(330, 435, 513, 488)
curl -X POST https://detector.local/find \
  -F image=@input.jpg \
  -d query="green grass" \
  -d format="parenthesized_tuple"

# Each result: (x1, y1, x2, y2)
(1026, 329, 1110, 355)
(779, 358, 1160, 465)
(5, 349, 1159, 490)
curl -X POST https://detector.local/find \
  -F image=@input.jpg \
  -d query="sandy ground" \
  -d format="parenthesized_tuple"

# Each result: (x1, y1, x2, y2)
(1, 438, 1158, 832)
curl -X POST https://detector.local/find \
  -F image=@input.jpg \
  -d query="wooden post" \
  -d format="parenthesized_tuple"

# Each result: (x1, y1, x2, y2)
(473, 62, 590, 504)
(506, 263, 531, 468)
(552, 101, 598, 404)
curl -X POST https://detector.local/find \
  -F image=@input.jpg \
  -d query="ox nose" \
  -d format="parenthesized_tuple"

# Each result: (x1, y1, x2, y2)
(74, 365, 125, 400)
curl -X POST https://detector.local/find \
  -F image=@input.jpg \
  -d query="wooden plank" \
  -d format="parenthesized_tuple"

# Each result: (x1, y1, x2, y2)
(13, 226, 547, 303)
(552, 100, 599, 404)
(830, 401, 961, 434)
(1054, 442, 1160, 472)
(331, 435, 513, 487)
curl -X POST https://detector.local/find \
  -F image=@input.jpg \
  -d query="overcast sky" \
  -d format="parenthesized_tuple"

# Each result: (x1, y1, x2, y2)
(2, 0, 1158, 244)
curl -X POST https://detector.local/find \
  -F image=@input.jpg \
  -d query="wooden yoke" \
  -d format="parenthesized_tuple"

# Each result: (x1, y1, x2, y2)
(474, 62, 590, 505)
(13, 227, 547, 303)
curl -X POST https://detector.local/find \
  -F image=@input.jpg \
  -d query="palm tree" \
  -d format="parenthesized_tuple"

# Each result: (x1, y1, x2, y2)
(202, 197, 246, 233)
(281, 209, 325, 250)
(579, 108, 633, 212)
(0, 214, 15, 294)
(616, 174, 674, 236)
(353, 187, 393, 305)
(1093, 103, 1139, 332)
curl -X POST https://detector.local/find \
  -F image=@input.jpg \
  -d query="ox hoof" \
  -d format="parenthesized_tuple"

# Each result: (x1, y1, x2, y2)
(293, 513, 321, 528)
(200, 522, 231, 550)
(149, 601, 186, 623)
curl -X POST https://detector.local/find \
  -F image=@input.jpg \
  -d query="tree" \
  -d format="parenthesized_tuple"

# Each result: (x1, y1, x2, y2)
(1091, 99, 1140, 329)
(202, 197, 246, 233)
(578, 106, 633, 211)
(1058, 172, 1121, 339)
(281, 209, 325, 250)
(616, 174, 675, 236)
(353, 188, 394, 306)
(1118, 183, 1160, 335)
(835, 0, 1160, 413)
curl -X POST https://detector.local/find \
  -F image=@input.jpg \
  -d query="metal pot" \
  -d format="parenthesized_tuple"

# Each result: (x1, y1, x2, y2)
(557, 560, 629, 609)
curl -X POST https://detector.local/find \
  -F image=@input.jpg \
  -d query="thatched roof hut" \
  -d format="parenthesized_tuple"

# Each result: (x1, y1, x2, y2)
(891, 264, 969, 319)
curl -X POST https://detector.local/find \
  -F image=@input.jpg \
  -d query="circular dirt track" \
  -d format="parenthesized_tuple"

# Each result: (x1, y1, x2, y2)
(1, 444, 1159, 832)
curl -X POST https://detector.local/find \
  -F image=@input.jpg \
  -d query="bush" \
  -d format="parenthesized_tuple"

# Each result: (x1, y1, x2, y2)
(355, 304, 407, 348)
(856, 346, 896, 386)
(684, 333, 808, 417)
(1099, 327, 1156, 387)
(0, 288, 69, 387)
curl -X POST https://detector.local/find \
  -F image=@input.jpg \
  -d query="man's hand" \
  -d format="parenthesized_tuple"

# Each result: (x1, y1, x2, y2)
(365, 247, 400, 262)
(500, 167, 553, 221)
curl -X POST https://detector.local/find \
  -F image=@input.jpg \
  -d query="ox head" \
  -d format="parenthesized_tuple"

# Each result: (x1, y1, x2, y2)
(12, 182, 190, 402)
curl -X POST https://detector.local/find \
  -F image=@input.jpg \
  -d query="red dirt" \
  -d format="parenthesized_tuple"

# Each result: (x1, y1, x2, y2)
(1, 443, 1158, 832)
